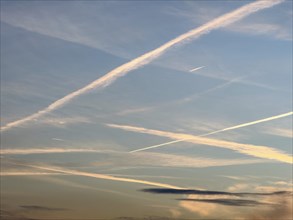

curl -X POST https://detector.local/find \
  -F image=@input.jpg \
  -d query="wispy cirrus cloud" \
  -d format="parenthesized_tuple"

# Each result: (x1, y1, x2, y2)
(263, 127, 293, 138)
(228, 22, 292, 41)
(114, 75, 242, 117)
(167, 0, 292, 41)
(35, 116, 92, 127)
(91, 151, 265, 169)
(107, 122, 292, 163)
(1, 148, 262, 168)
(0, 0, 284, 132)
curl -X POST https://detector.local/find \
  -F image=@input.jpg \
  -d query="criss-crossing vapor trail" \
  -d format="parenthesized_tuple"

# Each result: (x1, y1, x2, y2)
(129, 112, 293, 153)
(1, 0, 284, 131)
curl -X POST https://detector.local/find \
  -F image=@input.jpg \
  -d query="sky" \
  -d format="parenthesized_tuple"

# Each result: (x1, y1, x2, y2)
(0, 0, 292, 219)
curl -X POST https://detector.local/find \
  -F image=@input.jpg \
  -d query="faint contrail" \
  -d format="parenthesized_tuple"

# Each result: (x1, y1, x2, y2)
(0, 0, 283, 132)
(0, 172, 66, 176)
(127, 112, 293, 153)
(189, 66, 205, 72)
(12, 163, 183, 189)
(0, 148, 102, 155)
(116, 75, 244, 117)
(206, 112, 293, 135)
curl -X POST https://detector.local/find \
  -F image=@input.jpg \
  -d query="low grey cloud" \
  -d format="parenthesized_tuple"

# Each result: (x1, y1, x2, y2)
(20, 205, 68, 212)
(0, 208, 36, 220)
(178, 198, 273, 207)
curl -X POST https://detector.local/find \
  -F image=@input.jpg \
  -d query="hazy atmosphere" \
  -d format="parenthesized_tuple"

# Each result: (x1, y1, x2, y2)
(1, 0, 292, 219)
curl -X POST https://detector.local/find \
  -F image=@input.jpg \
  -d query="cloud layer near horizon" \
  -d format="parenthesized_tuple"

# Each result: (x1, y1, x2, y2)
(142, 187, 293, 218)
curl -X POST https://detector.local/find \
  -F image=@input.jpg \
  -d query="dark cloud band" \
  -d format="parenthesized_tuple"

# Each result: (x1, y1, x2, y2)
(178, 198, 274, 207)
(20, 205, 68, 211)
(141, 188, 291, 197)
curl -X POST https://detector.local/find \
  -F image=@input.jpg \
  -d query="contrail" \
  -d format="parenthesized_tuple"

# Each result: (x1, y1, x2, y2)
(0, 148, 102, 155)
(206, 112, 293, 135)
(0, 0, 284, 131)
(189, 66, 205, 72)
(0, 172, 66, 176)
(127, 112, 293, 153)
(116, 75, 244, 117)
(11, 162, 183, 189)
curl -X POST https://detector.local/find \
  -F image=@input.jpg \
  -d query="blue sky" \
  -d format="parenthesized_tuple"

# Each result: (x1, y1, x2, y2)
(1, 1, 292, 219)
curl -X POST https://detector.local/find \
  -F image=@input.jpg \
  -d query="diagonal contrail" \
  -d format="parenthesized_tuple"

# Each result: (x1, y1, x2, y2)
(127, 112, 293, 153)
(9, 162, 183, 189)
(1, 0, 284, 131)
(0, 148, 102, 155)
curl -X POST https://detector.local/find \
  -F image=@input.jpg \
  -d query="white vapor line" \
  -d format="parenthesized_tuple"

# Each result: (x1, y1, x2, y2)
(117, 75, 244, 116)
(189, 66, 205, 72)
(0, 172, 66, 176)
(174, 75, 244, 105)
(206, 112, 293, 135)
(128, 112, 293, 153)
(0, 148, 102, 155)
(12, 163, 183, 189)
(0, 0, 283, 132)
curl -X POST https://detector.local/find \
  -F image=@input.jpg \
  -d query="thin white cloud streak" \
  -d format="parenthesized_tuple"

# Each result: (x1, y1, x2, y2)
(0, 172, 66, 176)
(0, 148, 102, 155)
(107, 125, 292, 164)
(169, 1, 292, 41)
(263, 127, 293, 138)
(105, 174, 184, 179)
(207, 112, 293, 135)
(189, 66, 205, 72)
(170, 76, 244, 105)
(92, 151, 265, 168)
(37, 116, 91, 127)
(126, 112, 293, 153)
(227, 21, 293, 41)
(0, 0, 284, 132)
(115, 75, 251, 117)
(14, 163, 183, 189)
(1, 169, 152, 200)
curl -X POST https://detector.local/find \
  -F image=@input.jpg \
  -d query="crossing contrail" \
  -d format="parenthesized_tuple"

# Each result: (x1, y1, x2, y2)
(0, 0, 284, 131)
(127, 112, 293, 153)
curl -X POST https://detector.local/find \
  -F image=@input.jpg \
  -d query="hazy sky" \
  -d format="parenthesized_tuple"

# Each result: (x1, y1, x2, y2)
(1, 0, 292, 219)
